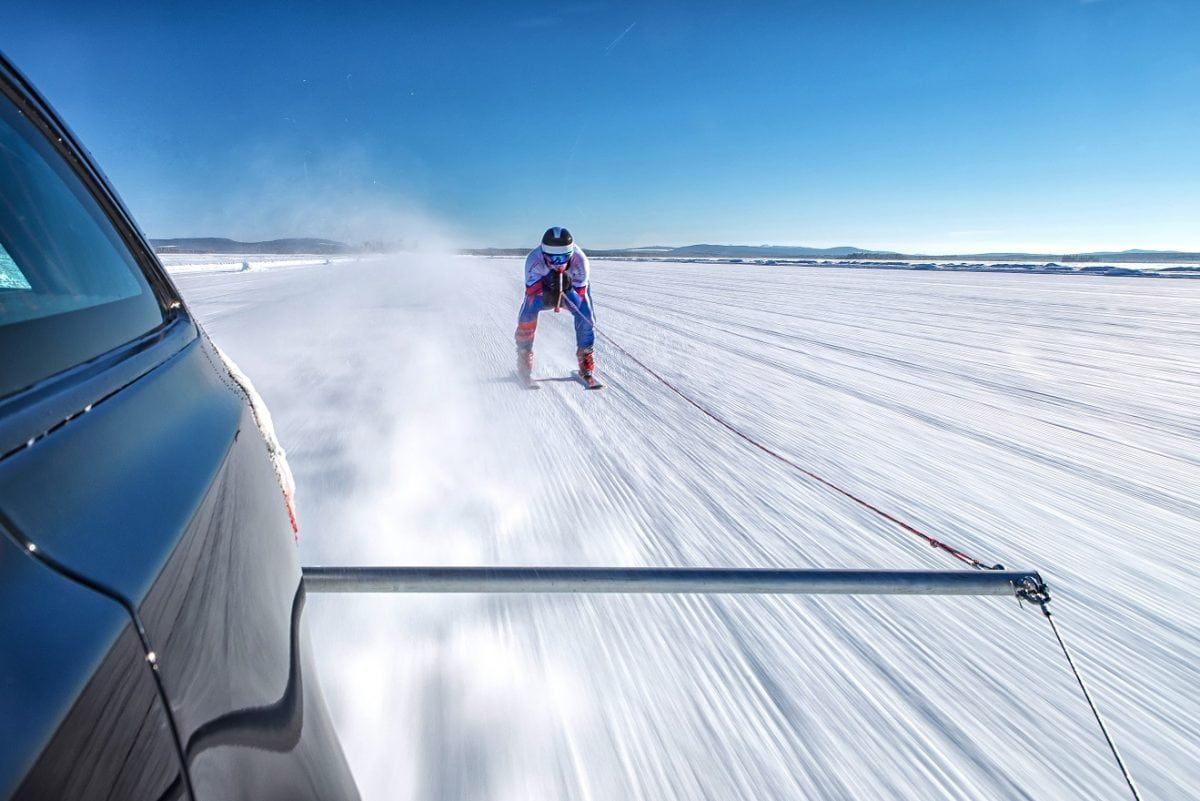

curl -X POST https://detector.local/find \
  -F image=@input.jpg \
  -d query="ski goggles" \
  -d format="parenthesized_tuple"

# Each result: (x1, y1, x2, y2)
(543, 248, 573, 267)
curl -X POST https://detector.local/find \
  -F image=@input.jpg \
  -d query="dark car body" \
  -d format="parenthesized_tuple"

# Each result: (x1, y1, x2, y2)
(0, 53, 359, 800)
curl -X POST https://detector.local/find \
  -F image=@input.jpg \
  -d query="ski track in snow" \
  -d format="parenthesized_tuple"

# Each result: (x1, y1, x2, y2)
(174, 256, 1200, 801)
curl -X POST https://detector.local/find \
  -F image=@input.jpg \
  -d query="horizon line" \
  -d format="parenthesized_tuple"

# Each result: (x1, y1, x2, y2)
(149, 236, 1200, 258)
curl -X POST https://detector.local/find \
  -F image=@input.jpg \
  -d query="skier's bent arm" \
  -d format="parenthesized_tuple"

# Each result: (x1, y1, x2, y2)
(567, 247, 590, 290)
(524, 249, 551, 288)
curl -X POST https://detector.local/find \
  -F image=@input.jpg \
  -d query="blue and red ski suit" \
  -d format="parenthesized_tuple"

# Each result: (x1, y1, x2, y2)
(515, 246, 595, 351)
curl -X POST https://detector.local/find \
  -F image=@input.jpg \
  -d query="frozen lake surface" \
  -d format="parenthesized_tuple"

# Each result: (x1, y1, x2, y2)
(175, 256, 1200, 800)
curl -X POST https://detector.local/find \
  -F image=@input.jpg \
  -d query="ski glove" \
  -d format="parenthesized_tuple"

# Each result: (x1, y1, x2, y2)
(541, 271, 573, 306)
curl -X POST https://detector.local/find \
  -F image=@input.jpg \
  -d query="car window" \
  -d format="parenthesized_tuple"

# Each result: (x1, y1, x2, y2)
(0, 91, 165, 399)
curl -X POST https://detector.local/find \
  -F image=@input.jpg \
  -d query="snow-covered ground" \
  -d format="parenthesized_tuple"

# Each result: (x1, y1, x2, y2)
(173, 256, 1200, 800)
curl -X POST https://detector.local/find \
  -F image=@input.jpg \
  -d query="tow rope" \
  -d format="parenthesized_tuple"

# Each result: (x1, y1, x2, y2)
(1039, 601, 1144, 800)
(561, 293, 1000, 570)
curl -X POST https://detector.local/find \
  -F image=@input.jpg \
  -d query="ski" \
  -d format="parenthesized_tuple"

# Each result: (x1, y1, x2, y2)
(575, 371, 604, 390)
(518, 373, 541, 390)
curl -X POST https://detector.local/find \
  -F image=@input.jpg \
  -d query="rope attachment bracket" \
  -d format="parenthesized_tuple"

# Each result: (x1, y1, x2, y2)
(1013, 573, 1051, 607)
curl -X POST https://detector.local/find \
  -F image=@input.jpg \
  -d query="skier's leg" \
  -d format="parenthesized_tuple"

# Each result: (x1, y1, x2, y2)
(568, 287, 595, 350)
(515, 289, 543, 349)
(515, 289, 543, 376)
(568, 288, 596, 377)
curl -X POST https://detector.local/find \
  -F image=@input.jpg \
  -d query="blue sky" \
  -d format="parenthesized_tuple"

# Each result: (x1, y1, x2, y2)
(4, 1, 1200, 251)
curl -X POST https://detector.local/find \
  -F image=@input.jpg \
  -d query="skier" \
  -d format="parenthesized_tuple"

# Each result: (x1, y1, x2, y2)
(515, 227, 598, 386)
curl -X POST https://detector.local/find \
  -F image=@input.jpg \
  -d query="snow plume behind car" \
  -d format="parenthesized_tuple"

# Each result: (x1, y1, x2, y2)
(174, 255, 592, 799)
(162, 144, 456, 255)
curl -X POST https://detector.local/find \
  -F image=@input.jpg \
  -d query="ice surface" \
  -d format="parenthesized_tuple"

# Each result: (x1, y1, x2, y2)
(175, 256, 1200, 800)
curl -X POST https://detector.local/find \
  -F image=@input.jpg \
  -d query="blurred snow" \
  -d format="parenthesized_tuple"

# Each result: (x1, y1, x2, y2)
(175, 256, 1200, 800)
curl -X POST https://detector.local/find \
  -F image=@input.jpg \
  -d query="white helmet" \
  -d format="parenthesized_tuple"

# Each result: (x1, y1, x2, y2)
(541, 227, 574, 267)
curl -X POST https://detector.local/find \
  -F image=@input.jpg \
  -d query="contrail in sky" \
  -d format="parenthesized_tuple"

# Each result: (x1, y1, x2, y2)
(604, 22, 637, 54)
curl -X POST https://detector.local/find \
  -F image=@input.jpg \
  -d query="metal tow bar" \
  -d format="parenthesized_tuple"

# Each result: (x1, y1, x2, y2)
(302, 566, 1048, 599)
(302, 567, 1167, 795)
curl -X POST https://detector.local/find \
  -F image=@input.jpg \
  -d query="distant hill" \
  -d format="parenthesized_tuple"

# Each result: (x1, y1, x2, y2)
(897, 250, 1200, 263)
(151, 237, 353, 254)
(664, 244, 882, 258)
(1067, 250, 1200, 262)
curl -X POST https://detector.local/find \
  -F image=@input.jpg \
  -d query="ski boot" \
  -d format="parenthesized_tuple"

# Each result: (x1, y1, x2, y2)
(576, 347, 595, 379)
(576, 347, 602, 389)
(517, 347, 537, 389)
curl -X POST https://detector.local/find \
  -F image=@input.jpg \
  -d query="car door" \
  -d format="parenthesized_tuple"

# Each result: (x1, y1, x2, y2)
(0, 55, 357, 800)
(0, 526, 186, 800)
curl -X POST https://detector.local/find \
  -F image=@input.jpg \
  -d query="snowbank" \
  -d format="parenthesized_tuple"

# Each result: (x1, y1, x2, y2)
(158, 253, 358, 275)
